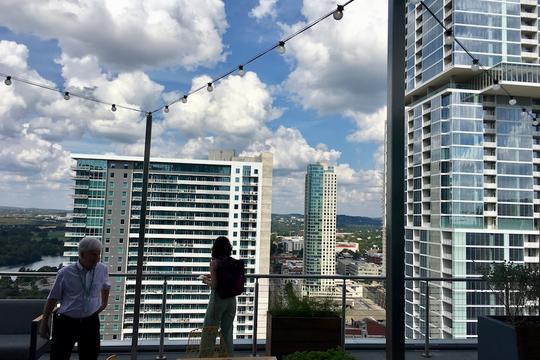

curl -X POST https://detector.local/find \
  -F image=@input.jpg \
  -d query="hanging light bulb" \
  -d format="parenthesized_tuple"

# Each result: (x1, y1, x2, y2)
(533, 117, 539, 127)
(522, 108, 528, 117)
(471, 59, 480, 72)
(238, 65, 245, 77)
(64, 91, 70, 100)
(111, 104, 117, 112)
(181, 95, 188, 104)
(509, 97, 517, 106)
(164, 105, 169, 113)
(333, 5, 344, 20)
(207, 82, 214, 92)
(493, 79, 501, 91)
(277, 41, 286, 54)
(4, 76, 12, 86)
(444, 30, 453, 46)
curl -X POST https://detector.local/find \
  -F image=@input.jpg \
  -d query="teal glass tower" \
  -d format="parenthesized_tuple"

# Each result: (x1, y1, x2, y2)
(304, 163, 337, 296)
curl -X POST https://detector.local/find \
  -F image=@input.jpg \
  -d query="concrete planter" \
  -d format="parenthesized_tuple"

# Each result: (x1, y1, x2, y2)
(266, 313, 341, 358)
(478, 316, 540, 360)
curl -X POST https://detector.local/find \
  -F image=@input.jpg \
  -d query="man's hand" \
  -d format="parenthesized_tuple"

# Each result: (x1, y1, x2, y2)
(38, 317, 50, 339)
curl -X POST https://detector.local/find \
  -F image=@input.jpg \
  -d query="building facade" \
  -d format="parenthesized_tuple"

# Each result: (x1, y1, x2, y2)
(65, 151, 272, 340)
(303, 163, 337, 296)
(404, 0, 540, 339)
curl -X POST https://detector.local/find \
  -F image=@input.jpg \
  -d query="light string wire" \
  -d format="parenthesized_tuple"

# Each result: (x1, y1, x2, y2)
(0, 71, 145, 114)
(0, 1, 355, 117)
(417, 0, 538, 124)
(155, 0, 355, 114)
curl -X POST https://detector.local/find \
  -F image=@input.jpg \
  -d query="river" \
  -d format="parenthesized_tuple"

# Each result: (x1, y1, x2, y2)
(0, 256, 68, 272)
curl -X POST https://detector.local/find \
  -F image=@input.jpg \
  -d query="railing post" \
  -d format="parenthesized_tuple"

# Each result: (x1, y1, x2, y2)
(422, 280, 431, 358)
(252, 277, 259, 356)
(156, 278, 167, 360)
(341, 279, 346, 348)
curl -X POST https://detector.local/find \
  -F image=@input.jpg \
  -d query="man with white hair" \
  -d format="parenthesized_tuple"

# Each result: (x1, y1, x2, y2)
(39, 236, 111, 359)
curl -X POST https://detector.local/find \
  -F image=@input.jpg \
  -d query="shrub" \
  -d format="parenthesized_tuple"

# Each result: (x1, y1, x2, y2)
(482, 261, 540, 323)
(270, 282, 340, 317)
(283, 347, 354, 360)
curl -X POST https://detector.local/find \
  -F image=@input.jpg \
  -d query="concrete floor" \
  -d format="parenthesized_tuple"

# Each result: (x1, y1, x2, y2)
(88, 349, 477, 360)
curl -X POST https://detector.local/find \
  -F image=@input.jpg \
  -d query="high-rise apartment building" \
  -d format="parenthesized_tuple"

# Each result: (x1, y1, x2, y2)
(303, 163, 337, 296)
(65, 151, 272, 340)
(404, 0, 540, 339)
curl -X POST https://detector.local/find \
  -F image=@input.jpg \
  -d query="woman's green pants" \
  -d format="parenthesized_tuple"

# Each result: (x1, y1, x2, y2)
(200, 290, 237, 357)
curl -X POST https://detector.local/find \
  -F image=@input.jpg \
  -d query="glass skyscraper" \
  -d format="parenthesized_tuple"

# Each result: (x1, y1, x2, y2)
(304, 163, 337, 296)
(404, 0, 539, 339)
(65, 151, 272, 341)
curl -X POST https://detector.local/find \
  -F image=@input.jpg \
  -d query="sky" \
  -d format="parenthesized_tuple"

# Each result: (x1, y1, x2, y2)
(0, 0, 388, 216)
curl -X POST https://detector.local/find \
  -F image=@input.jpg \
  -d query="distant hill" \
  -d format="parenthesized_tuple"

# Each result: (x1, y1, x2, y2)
(271, 213, 381, 235)
(337, 215, 382, 228)
(0, 206, 68, 215)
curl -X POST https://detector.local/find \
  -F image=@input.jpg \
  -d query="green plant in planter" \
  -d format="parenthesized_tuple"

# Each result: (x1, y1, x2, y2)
(481, 261, 540, 323)
(270, 282, 340, 317)
(283, 347, 354, 360)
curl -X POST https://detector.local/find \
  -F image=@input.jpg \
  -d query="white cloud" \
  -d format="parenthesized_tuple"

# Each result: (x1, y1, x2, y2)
(164, 72, 280, 141)
(0, 41, 60, 137)
(250, 0, 278, 20)
(0, 0, 228, 71)
(0, 126, 72, 185)
(346, 106, 387, 143)
(242, 126, 341, 170)
(282, 0, 387, 114)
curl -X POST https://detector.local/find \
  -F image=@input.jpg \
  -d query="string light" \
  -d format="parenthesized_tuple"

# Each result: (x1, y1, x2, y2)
(522, 108, 528, 116)
(0, 0, 357, 115)
(238, 65, 245, 77)
(164, 105, 169, 113)
(493, 79, 501, 91)
(277, 41, 286, 54)
(471, 59, 480, 72)
(64, 91, 70, 100)
(333, 5, 344, 20)
(509, 97, 517, 106)
(533, 116, 539, 127)
(207, 82, 214, 92)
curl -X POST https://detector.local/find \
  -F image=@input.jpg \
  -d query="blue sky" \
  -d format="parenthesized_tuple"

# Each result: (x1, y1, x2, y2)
(0, 0, 387, 216)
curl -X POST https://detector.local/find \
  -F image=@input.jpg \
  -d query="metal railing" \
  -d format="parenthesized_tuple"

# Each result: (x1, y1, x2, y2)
(0, 271, 490, 358)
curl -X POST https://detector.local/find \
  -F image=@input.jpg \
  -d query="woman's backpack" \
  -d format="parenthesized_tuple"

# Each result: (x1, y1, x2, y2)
(216, 257, 246, 298)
